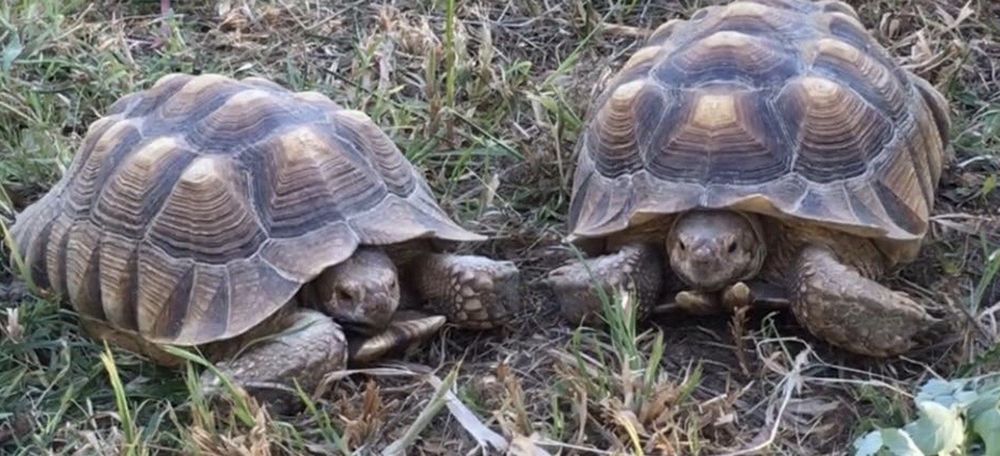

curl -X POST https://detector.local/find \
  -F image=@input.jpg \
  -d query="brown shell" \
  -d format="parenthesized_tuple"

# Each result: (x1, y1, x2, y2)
(568, 0, 950, 263)
(11, 73, 483, 346)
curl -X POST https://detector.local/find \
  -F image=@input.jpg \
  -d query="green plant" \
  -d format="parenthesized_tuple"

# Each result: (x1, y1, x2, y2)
(853, 377, 1000, 456)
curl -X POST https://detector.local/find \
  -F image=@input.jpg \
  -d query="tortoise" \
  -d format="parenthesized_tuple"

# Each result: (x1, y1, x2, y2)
(544, 0, 952, 357)
(8, 73, 520, 409)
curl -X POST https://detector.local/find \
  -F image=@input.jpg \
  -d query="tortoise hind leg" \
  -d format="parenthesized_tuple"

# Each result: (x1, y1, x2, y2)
(791, 245, 942, 357)
(544, 242, 664, 326)
(199, 308, 347, 413)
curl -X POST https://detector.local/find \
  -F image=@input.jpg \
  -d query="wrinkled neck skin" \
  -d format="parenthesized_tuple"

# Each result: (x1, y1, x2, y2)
(666, 210, 767, 292)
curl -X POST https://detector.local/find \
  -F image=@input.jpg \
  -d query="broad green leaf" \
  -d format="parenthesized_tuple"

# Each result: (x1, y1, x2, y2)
(973, 408, 1000, 456)
(903, 401, 965, 455)
(917, 379, 975, 409)
(1, 35, 22, 73)
(882, 429, 925, 456)
(967, 385, 1000, 419)
(854, 431, 886, 456)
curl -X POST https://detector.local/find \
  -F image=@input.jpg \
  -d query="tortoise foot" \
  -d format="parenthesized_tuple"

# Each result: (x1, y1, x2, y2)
(348, 311, 446, 363)
(200, 309, 346, 414)
(792, 245, 942, 357)
(675, 290, 721, 315)
(545, 243, 664, 326)
(674, 282, 750, 315)
(411, 253, 520, 329)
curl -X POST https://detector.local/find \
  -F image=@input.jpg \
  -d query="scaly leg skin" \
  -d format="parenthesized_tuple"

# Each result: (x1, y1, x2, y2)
(200, 308, 347, 414)
(348, 310, 446, 363)
(408, 253, 520, 330)
(791, 245, 941, 357)
(545, 243, 664, 326)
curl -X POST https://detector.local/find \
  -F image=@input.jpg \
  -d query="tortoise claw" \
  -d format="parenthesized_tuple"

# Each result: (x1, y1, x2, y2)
(348, 311, 445, 364)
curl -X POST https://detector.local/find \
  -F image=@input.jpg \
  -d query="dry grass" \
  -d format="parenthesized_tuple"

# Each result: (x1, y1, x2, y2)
(1, 0, 998, 454)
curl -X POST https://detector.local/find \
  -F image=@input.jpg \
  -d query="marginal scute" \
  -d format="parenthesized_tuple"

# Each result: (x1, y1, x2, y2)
(817, 0, 859, 19)
(136, 243, 195, 339)
(175, 265, 230, 342)
(648, 19, 685, 45)
(796, 185, 855, 227)
(260, 222, 359, 278)
(911, 96, 946, 185)
(876, 139, 928, 231)
(63, 220, 105, 320)
(910, 76, 951, 146)
(349, 195, 484, 245)
(212, 255, 300, 343)
(44, 214, 74, 296)
(99, 233, 140, 331)
(724, 1, 773, 17)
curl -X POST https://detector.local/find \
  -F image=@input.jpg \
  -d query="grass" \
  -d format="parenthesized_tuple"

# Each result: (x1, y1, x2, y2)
(1, 0, 999, 454)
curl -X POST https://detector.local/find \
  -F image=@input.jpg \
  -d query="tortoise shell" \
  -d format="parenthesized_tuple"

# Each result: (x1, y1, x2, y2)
(567, 0, 951, 263)
(11, 73, 483, 346)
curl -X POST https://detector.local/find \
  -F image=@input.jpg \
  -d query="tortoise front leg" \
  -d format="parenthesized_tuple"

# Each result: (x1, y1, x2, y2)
(405, 253, 520, 330)
(791, 245, 941, 357)
(673, 282, 753, 315)
(199, 308, 347, 413)
(348, 310, 446, 363)
(544, 243, 664, 325)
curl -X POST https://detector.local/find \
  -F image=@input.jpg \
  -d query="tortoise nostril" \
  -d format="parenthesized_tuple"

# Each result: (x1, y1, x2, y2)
(335, 287, 354, 304)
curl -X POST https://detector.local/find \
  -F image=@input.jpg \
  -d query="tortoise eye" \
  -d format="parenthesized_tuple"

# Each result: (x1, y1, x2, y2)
(727, 242, 737, 253)
(678, 241, 687, 251)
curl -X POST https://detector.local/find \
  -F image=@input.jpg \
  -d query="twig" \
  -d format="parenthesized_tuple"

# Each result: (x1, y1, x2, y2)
(381, 367, 458, 456)
(426, 371, 510, 452)
(718, 349, 810, 455)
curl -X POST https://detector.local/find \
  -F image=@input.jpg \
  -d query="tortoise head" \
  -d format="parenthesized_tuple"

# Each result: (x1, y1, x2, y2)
(311, 247, 400, 333)
(666, 210, 766, 292)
